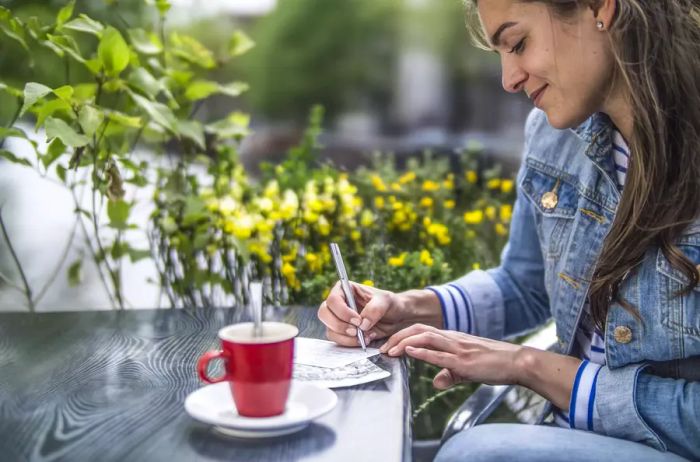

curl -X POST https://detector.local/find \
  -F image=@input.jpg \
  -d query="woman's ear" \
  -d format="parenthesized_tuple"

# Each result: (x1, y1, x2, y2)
(590, 0, 617, 30)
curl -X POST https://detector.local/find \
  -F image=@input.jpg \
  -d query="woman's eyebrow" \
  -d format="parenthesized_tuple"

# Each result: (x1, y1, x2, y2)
(490, 21, 518, 47)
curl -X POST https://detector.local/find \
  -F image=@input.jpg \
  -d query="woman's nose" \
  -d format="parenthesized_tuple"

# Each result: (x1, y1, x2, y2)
(501, 59, 527, 94)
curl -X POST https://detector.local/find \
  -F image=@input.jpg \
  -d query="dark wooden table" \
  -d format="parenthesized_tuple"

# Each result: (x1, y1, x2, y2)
(0, 307, 411, 462)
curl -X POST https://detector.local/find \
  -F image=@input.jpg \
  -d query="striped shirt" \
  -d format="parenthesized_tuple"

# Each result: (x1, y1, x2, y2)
(554, 129, 629, 430)
(428, 129, 631, 432)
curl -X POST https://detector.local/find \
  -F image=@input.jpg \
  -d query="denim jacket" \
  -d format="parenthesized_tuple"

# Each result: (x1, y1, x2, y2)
(437, 109, 700, 459)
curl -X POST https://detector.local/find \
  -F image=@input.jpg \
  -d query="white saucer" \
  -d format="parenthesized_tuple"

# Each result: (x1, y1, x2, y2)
(185, 380, 337, 438)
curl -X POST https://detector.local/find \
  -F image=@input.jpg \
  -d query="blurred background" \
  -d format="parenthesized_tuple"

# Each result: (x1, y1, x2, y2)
(0, 0, 530, 312)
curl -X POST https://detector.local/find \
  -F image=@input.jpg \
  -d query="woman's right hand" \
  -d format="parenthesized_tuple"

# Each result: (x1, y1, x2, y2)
(317, 282, 406, 347)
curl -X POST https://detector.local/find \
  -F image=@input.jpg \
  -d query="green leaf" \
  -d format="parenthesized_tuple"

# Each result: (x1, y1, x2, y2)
(0, 149, 32, 167)
(45, 117, 90, 147)
(154, 0, 171, 16)
(217, 82, 249, 98)
(105, 110, 142, 128)
(84, 57, 102, 75)
(52, 85, 74, 102)
(78, 105, 103, 137)
(169, 32, 215, 69)
(0, 82, 22, 98)
(20, 82, 53, 117)
(73, 83, 98, 102)
(128, 247, 151, 262)
(33, 99, 72, 129)
(128, 28, 162, 55)
(182, 196, 207, 226)
(184, 80, 248, 101)
(128, 91, 177, 133)
(45, 34, 85, 63)
(229, 31, 254, 57)
(0, 9, 29, 52)
(67, 259, 82, 287)
(205, 112, 250, 140)
(128, 68, 161, 99)
(56, 0, 75, 28)
(42, 138, 66, 169)
(56, 163, 67, 183)
(63, 14, 104, 36)
(107, 199, 131, 230)
(177, 120, 205, 150)
(0, 127, 27, 140)
(184, 80, 218, 101)
(98, 27, 130, 76)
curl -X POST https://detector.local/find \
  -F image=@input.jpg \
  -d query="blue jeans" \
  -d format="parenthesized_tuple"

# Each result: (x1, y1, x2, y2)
(436, 424, 689, 462)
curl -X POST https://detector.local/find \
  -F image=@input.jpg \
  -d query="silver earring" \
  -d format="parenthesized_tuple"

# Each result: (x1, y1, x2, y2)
(596, 20, 605, 30)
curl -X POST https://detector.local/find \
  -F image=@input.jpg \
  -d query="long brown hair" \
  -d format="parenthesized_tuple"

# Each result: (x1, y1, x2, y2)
(466, 0, 700, 329)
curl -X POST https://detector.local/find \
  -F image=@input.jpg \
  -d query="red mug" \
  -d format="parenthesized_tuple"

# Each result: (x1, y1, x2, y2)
(197, 322, 299, 417)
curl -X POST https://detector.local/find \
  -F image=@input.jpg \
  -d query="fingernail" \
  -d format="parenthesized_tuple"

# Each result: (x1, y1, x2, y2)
(359, 319, 371, 331)
(350, 318, 361, 327)
(346, 327, 357, 336)
(368, 332, 377, 341)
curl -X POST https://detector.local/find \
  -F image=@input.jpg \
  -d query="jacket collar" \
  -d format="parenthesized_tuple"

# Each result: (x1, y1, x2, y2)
(572, 112, 618, 193)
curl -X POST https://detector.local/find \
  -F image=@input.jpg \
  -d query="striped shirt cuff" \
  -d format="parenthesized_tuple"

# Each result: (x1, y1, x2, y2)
(426, 284, 474, 334)
(569, 360, 603, 431)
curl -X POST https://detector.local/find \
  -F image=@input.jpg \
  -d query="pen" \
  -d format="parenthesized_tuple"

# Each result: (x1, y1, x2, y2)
(329, 242, 367, 351)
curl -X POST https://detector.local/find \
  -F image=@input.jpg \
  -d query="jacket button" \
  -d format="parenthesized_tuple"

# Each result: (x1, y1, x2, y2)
(541, 191, 558, 209)
(613, 326, 632, 344)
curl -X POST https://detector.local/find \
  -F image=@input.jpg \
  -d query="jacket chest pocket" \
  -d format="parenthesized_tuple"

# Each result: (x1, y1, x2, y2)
(520, 166, 578, 259)
(656, 226, 700, 352)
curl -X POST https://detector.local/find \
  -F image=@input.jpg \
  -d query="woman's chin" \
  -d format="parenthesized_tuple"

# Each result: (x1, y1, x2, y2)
(542, 110, 589, 131)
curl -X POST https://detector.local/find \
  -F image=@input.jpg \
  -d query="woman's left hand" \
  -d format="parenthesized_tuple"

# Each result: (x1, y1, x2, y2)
(379, 323, 525, 389)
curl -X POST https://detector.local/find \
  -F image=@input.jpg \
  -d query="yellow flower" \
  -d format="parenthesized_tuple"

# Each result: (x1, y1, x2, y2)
(500, 204, 513, 222)
(218, 197, 237, 215)
(282, 261, 296, 280)
(360, 210, 374, 227)
(351, 230, 361, 241)
(305, 252, 323, 272)
(423, 216, 432, 228)
(371, 175, 387, 192)
(465, 170, 478, 184)
(374, 196, 385, 209)
(391, 182, 402, 192)
(463, 210, 484, 225)
(472, 262, 481, 270)
(388, 252, 407, 267)
(226, 214, 254, 239)
(420, 249, 434, 267)
(501, 179, 514, 194)
(361, 279, 374, 287)
(485, 206, 496, 221)
(443, 176, 454, 190)
(444, 200, 455, 209)
(487, 178, 502, 190)
(249, 241, 272, 263)
(420, 197, 434, 208)
(317, 215, 331, 236)
(422, 180, 440, 192)
(398, 171, 416, 184)
(322, 287, 331, 299)
(495, 222, 508, 236)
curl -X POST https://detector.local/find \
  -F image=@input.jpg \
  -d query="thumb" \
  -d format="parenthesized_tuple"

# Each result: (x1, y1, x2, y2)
(358, 292, 390, 331)
(433, 368, 456, 390)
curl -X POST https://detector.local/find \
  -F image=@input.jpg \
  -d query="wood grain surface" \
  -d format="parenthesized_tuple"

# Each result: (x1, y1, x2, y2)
(0, 307, 411, 462)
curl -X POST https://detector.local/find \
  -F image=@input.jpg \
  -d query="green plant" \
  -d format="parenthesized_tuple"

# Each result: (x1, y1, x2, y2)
(0, 0, 254, 309)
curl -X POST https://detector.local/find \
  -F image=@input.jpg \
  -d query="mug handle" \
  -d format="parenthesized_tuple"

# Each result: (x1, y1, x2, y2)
(197, 350, 230, 384)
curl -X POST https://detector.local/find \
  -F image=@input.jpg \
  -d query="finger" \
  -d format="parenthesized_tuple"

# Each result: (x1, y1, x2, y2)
(326, 282, 362, 327)
(326, 328, 361, 347)
(386, 331, 454, 357)
(433, 368, 455, 390)
(318, 301, 358, 336)
(380, 323, 439, 353)
(356, 292, 390, 332)
(405, 345, 456, 369)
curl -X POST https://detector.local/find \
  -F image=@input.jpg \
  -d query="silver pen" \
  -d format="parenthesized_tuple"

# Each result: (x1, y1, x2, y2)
(329, 242, 367, 351)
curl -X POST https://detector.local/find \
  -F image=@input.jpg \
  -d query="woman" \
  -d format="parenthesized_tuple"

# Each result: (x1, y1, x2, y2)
(318, 0, 700, 460)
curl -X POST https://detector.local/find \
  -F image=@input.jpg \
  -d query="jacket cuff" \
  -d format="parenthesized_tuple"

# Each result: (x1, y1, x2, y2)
(568, 360, 602, 431)
(427, 269, 504, 338)
(594, 363, 666, 451)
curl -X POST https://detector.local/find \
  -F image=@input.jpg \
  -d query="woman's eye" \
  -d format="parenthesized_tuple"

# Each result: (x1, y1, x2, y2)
(509, 39, 526, 55)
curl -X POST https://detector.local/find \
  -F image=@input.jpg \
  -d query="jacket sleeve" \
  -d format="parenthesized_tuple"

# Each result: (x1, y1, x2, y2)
(574, 363, 700, 460)
(427, 109, 552, 340)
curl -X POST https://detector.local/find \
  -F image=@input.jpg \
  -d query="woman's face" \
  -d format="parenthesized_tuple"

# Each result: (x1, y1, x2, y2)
(478, 0, 617, 129)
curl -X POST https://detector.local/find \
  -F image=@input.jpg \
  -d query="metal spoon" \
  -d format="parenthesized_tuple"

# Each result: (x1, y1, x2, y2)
(250, 281, 263, 337)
